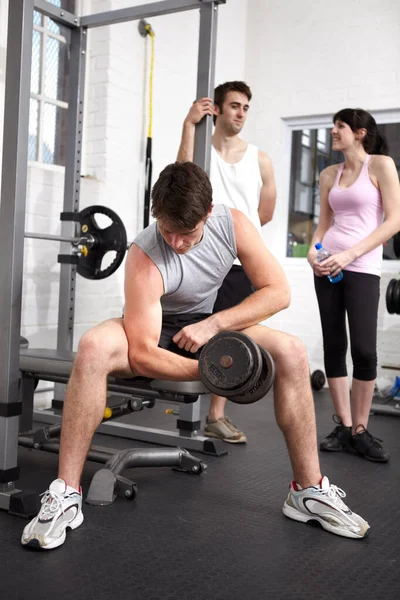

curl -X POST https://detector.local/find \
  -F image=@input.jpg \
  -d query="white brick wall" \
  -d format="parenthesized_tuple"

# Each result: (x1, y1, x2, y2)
(0, 0, 399, 386)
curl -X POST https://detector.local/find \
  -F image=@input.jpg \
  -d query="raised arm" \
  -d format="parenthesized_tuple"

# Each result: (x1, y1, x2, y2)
(123, 244, 199, 381)
(257, 150, 277, 226)
(176, 97, 214, 163)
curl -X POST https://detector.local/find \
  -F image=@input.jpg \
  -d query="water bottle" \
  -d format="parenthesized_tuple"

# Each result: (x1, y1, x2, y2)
(315, 243, 343, 283)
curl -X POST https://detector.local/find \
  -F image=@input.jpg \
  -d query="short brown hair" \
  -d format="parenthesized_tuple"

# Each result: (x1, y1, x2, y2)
(213, 81, 252, 125)
(151, 162, 213, 230)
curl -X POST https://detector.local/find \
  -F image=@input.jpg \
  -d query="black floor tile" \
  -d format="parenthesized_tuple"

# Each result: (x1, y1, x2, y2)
(1, 390, 400, 600)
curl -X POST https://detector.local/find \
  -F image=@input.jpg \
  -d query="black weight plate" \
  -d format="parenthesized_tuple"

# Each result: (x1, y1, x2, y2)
(199, 332, 255, 393)
(77, 205, 127, 280)
(229, 347, 275, 405)
(386, 279, 397, 314)
(199, 331, 262, 396)
(311, 369, 326, 391)
(226, 341, 263, 398)
(394, 279, 400, 315)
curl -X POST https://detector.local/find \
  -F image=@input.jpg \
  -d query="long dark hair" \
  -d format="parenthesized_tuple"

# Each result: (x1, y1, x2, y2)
(333, 108, 389, 155)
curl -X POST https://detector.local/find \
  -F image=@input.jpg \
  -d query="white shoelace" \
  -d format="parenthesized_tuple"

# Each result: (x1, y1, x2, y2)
(320, 484, 348, 511)
(39, 490, 65, 518)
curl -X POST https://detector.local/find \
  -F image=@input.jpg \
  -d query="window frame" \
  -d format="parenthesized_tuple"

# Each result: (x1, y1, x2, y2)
(29, 7, 72, 169)
(282, 110, 400, 272)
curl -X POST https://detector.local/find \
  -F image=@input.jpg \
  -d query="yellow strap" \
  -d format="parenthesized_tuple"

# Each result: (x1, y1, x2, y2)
(145, 25, 155, 139)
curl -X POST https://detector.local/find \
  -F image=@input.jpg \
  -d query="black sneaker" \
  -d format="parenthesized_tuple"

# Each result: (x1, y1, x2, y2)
(320, 415, 351, 452)
(350, 425, 390, 462)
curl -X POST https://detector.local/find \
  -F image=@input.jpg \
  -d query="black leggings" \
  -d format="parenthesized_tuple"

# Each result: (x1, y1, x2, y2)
(314, 270, 380, 381)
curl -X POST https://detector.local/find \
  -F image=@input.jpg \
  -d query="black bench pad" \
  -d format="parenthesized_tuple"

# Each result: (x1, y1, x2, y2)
(19, 348, 209, 396)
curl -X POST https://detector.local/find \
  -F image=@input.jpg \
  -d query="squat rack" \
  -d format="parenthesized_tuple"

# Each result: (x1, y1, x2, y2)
(0, 0, 225, 512)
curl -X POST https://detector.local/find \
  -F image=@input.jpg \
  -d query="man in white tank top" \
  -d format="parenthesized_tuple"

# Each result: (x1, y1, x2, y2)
(177, 81, 277, 444)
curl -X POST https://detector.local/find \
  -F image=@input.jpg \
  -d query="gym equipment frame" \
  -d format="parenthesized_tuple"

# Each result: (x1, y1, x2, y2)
(0, 0, 226, 513)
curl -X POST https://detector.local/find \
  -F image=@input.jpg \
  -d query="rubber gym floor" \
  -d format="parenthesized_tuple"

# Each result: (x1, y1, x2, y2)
(1, 388, 399, 600)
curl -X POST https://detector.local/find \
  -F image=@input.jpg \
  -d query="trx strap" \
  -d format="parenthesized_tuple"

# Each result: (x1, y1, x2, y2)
(142, 22, 155, 228)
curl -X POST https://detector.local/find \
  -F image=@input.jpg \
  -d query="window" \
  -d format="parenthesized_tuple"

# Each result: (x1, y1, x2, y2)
(287, 120, 400, 260)
(29, 1, 76, 166)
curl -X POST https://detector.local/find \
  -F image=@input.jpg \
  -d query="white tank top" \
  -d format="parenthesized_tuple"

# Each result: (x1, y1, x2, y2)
(210, 143, 262, 234)
(210, 143, 262, 266)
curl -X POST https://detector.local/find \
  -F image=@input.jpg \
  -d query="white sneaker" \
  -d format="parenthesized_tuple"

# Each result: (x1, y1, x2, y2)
(282, 475, 370, 539)
(21, 478, 84, 550)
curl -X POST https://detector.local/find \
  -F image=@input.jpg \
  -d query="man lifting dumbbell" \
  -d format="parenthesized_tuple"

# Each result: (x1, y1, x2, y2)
(21, 162, 369, 550)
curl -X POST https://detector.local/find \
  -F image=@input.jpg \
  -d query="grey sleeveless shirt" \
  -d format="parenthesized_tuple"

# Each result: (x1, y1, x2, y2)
(132, 204, 237, 315)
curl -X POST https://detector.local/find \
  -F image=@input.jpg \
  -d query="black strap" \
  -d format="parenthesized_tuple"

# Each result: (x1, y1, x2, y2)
(143, 137, 153, 228)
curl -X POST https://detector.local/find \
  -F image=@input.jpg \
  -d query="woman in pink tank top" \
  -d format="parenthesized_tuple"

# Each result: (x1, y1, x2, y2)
(307, 108, 400, 462)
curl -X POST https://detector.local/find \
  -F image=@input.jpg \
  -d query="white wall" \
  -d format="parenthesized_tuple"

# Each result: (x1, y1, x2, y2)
(0, 0, 399, 383)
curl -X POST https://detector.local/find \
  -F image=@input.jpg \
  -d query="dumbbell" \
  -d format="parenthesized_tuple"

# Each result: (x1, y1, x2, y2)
(311, 369, 326, 391)
(386, 279, 400, 314)
(199, 331, 275, 405)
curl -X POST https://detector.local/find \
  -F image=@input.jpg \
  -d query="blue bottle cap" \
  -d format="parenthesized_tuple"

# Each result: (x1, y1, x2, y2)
(315, 243, 322, 250)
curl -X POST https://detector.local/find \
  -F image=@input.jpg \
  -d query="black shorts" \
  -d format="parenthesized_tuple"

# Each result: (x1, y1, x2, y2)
(213, 265, 255, 313)
(159, 313, 210, 360)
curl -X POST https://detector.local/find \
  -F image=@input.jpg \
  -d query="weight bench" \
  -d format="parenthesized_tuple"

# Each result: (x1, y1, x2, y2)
(17, 348, 223, 508)
(19, 348, 208, 397)
(19, 348, 225, 455)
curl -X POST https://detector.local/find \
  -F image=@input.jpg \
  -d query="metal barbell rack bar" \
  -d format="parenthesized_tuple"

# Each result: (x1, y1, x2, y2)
(24, 231, 131, 249)
(25, 232, 94, 245)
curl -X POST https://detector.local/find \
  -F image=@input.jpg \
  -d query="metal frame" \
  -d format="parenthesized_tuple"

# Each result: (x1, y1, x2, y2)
(32, 400, 226, 456)
(0, 0, 224, 513)
(0, 0, 35, 510)
(80, 0, 225, 28)
(53, 22, 87, 402)
(193, 3, 218, 170)
(34, 0, 79, 27)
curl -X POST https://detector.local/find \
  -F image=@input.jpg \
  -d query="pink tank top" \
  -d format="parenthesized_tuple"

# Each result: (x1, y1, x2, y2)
(322, 154, 383, 276)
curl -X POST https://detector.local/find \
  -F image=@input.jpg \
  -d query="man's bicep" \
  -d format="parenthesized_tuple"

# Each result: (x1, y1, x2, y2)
(123, 245, 164, 351)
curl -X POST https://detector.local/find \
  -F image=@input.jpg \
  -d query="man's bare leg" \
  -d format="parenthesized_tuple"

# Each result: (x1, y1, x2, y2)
(58, 318, 134, 490)
(241, 324, 321, 488)
(208, 394, 227, 420)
